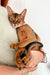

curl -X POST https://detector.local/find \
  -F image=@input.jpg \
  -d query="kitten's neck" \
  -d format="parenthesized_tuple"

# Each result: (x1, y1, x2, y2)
(16, 22, 26, 29)
(21, 22, 26, 27)
(24, 22, 26, 25)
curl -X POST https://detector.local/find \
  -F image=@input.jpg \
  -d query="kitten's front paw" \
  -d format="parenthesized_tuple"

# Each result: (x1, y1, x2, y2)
(10, 43, 15, 49)
(14, 43, 19, 49)
(10, 43, 19, 49)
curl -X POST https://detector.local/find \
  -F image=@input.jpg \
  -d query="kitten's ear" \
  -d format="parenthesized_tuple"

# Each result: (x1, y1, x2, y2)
(20, 9, 27, 19)
(7, 6, 13, 15)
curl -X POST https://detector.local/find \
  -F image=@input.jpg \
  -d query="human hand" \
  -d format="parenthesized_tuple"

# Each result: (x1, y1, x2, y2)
(24, 48, 44, 73)
(0, 49, 44, 75)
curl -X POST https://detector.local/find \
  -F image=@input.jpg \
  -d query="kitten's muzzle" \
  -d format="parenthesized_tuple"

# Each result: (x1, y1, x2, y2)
(12, 24, 21, 28)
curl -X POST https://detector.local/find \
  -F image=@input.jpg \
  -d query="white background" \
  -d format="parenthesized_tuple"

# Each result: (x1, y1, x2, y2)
(8, 0, 50, 75)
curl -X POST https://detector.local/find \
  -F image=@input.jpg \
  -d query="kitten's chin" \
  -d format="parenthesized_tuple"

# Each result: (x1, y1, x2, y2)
(12, 24, 24, 28)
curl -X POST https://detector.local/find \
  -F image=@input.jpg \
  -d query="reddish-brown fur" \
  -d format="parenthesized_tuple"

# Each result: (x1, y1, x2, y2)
(0, 0, 8, 7)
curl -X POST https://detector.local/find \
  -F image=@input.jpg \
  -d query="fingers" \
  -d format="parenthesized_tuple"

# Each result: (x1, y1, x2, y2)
(24, 66, 37, 74)
(30, 66, 37, 72)
(25, 58, 33, 68)
(25, 51, 35, 68)
(25, 50, 44, 68)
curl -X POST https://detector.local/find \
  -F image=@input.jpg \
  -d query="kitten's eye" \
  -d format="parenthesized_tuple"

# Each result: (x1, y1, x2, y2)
(10, 17, 14, 22)
(10, 17, 13, 20)
(17, 18, 21, 23)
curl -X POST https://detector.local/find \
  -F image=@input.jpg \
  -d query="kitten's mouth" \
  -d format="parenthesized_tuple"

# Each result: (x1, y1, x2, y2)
(12, 24, 21, 28)
(14, 24, 16, 26)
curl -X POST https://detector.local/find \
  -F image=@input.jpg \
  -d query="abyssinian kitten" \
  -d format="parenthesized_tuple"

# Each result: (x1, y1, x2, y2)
(7, 6, 43, 69)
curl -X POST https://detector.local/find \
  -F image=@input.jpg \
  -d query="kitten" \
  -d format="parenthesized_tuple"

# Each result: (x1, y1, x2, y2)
(7, 6, 43, 69)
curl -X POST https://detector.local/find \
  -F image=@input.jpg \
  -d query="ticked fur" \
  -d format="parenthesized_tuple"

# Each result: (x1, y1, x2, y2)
(7, 6, 41, 69)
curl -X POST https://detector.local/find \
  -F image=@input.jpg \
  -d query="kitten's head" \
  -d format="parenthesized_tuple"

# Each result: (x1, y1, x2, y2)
(7, 6, 27, 28)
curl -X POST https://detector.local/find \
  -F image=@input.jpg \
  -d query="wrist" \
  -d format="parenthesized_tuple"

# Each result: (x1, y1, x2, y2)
(21, 68, 28, 75)
(18, 69, 25, 75)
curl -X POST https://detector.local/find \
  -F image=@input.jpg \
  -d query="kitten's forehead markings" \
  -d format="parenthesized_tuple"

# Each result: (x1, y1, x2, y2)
(14, 13, 18, 18)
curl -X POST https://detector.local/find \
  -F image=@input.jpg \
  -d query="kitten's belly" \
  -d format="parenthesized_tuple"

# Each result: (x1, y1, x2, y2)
(0, 6, 18, 66)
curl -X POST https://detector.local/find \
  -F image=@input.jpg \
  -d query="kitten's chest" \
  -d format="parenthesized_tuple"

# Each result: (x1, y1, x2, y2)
(17, 24, 36, 42)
